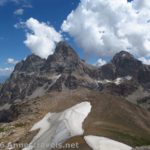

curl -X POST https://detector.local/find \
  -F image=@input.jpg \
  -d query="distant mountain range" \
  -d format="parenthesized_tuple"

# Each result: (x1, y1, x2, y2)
(0, 41, 149, 109)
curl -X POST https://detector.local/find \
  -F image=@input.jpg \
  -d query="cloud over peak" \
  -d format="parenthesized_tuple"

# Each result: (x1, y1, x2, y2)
(24, 18, 62, 59)
(62, 0, 150, 57)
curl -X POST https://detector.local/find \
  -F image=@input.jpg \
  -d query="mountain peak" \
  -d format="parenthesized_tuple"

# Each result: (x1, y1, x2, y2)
(14, 54, 45, 73)
(112, 51, 134, 64)
(43, 41, 81, 73)
(54, 41, 79, 59)
(111, 51, 142, 78)
(0, 45, 150, 108)
(25, 54, 44, 61)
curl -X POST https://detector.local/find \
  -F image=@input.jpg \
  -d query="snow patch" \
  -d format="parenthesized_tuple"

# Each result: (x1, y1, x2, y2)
(122, 54, 127, 58)
(84, 136, 132, 150)
(49, 74, 61, 80)
(114, 78, 123, 85)
(23, 102, 91, 150)
(97, 79, 111, 84)
(47, 74, 61, 89)
(98, 76, 132, 85)
(125, 76, 132, 81)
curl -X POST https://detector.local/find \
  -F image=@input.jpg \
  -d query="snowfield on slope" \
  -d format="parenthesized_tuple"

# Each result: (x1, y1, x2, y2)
(97, 76, 132, 85)
(84, 136, 132, 150)
(23, 102, 91, 150)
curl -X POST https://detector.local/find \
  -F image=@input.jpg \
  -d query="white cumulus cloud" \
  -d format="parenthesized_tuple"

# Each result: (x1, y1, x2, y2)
(14, 8, 24, 15)
(61, 0, 150, 58)
(138, 57, 150, 65)
(7, 58, 18, 65)
(94, 58, 107, 67)
(24, 18, 63, 59)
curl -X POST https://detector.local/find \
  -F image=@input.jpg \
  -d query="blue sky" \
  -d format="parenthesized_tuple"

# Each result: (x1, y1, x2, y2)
(0, 0, 80, 69)
(0, 0, 150, 80)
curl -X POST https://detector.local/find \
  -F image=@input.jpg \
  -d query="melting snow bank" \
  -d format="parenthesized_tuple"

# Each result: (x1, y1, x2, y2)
(84, 136, 132, 150)
(23, 102, 91, 150)
(98, 76, 132, 85)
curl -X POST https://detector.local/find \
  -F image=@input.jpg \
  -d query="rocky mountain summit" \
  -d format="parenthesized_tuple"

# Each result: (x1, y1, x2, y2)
(0, 42, 97, 105)
(104, 51, 150, 86)
(0, 41, 150, 110)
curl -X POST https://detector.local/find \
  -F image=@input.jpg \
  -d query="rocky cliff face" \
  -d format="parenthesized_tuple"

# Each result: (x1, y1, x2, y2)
(112, 51, 142, 78)
(99, 51, 150, 85)
(0, 42, 149, 109)
(0, 55, 48, 104)
(97, 51, 150, 110)
(0, 42, 98, 104)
